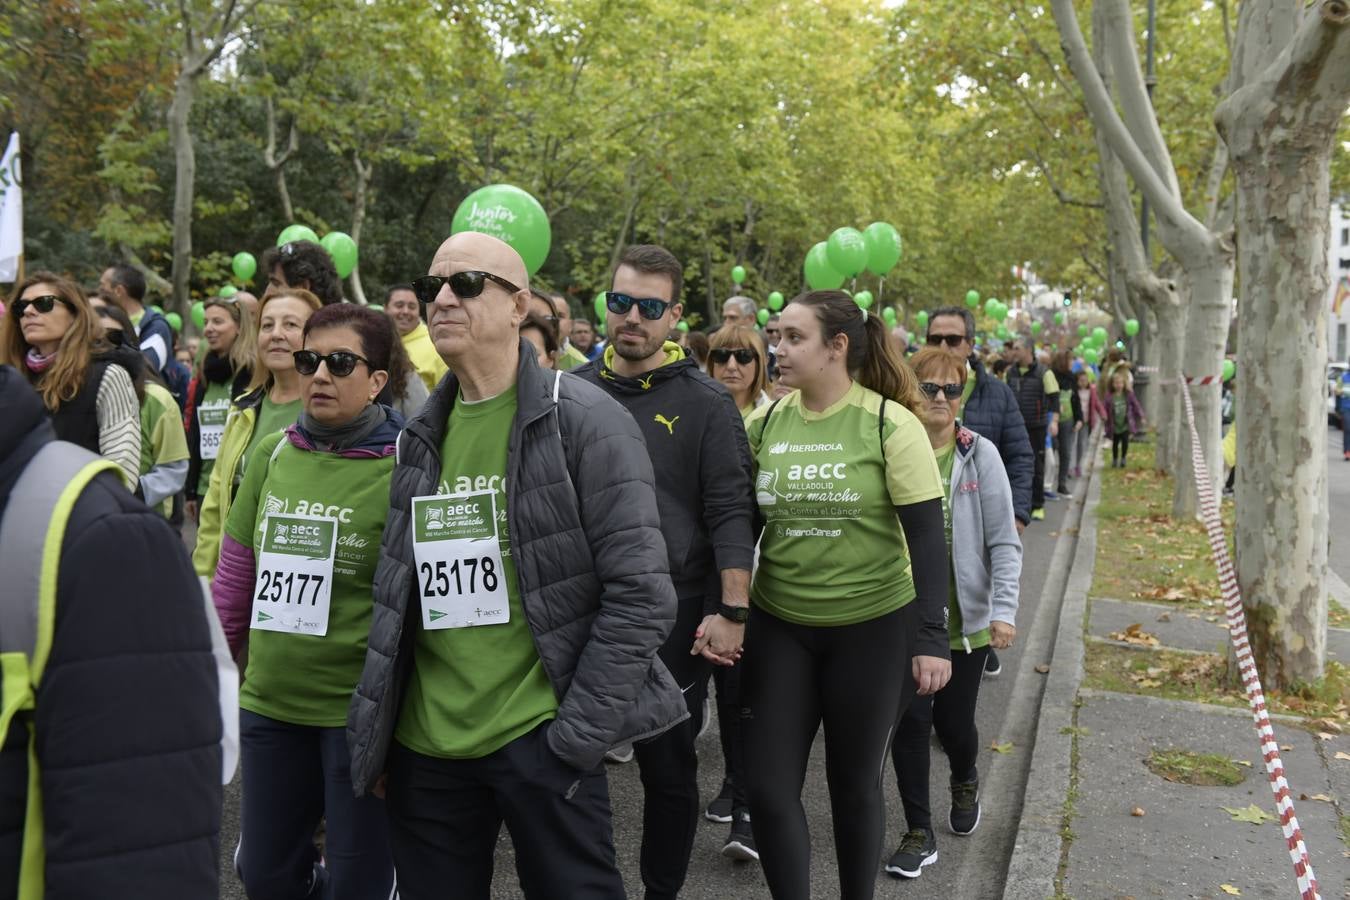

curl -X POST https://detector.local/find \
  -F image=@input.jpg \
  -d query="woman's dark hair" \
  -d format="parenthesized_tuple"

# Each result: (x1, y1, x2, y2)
(90, 301, 150, 401)
(520, 311, 559, 357)
(1051, 349, 1074, 376)
(686, 330, 710, 367)
(302, 303, 396, 372)
(260, 240, 343, 306)
(789, 290, 924, 414)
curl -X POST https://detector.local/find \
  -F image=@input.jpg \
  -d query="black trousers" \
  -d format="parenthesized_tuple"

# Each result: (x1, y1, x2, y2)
(713, 662, 747, 810)
(633, 595, 712, 899)
(892, 646, 989, 833)
(743, 603, 915, 900)
(1028, 427, 1047, 509)
(1112, 430, 1131, 464)
(385, 725, 624, 900)
(1055, 426, 1074, 493)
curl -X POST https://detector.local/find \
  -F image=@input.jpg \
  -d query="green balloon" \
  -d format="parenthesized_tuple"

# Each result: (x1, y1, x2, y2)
(368, 303, 384, 312)
(150, 304, 164, 315)
(190, 301, 205, 330)
(1084, 348, 1099, 365)
(320, 231, 359, 279)
(1124, 318, 1140, 337)
(1222, 359, 1236, 381)
(276, 224, 319, 247)
(767, 291, 785, 311)
(996, 324, 1010, 340)
(825, 227, 868, 278)
(452, 183, 552, 275)
(676, 320, 690, 333)
(1054, 310, 1067, 325)
(219, 285, 238, 298)
(732, 265, 747, 285)
(994, 306, 1009, 322)
(1078, 324, 1089, 337)
(984, 297, 999, 315)
(882, 306, 898, 324)
(862, 222, 902, 276)
(854, 290, 874, 310)
(965, 290, 980, 309)
(165, 311, 182, 332)
(232, 251, 257, 282)
(915, 310, 929, 329)
(1031, 321, 1043, 335)
(1092, 326, 1108, 343)
(804, 242, 845, 290)
(757, 308, 770, 325)
(594, 291, 607, 320)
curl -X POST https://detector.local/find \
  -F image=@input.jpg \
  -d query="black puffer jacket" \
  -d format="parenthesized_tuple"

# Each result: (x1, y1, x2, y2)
(961, 355, 1034, 525)
(0, 366, 222, 900)
(348, 341, 687, 788)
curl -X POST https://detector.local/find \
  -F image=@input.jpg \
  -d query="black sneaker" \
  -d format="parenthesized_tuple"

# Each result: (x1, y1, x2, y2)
(705, 779, 734, 823)
(885, 828, 937, 878)
(983, 649, 1001, 678)
(722, 810, 758, 861)
(949, 777, 981, 835)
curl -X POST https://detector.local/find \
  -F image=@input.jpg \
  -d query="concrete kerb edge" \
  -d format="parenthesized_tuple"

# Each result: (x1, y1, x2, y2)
(1000, 443, 1103, 900)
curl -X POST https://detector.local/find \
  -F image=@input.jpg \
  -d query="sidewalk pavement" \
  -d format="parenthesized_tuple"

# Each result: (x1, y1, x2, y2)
(1007, 443, 1350, 900)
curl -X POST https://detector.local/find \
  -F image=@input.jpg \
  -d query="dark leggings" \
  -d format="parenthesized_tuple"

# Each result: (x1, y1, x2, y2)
(892, 646, 989, 833)
(1055, 426, 1074, 492)
(743, 603, 915, 900)
(1112, 430, 1130, 464)
(713, 662, 748, 810)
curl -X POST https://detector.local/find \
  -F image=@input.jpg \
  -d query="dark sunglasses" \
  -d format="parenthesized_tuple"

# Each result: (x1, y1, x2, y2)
(919, 381, 964, 400)
(13, 295, 72, 317)
(605, 291, 675, 321)
(411, 271, 522, 305)
(293, 349, 373, 377)
(709, 348, 757, 366)
(926, 333, 968, 348)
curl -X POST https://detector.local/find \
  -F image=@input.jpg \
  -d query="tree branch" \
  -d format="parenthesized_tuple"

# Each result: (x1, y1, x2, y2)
(1031, 148, 1105, 208)
(1100, 0, 1183, 202)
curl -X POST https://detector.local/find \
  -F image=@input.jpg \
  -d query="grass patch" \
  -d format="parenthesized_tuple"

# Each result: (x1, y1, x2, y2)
(1145, 748, 1247, 786)
(1090, 451, 1234, 611)
(1330, 599, 1350, 630)
(1340, 814, 1350, 848)
(1054, 698, 1083, 899)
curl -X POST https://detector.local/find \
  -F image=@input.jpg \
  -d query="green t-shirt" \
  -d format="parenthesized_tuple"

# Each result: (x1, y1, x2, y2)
(934, 440, 989, 652)
(196, 379, 233, 495)
(225, 432, 393, 727)
(138, 382, 191, 518)
(240, 395, 302, 475)
(396, 386, 558, 759)
(1113, 394, 1129, 432)
(745, 381, 944, 627)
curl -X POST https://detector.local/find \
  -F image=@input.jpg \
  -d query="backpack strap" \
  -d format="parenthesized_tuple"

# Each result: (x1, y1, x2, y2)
(0, 441, 118, 900)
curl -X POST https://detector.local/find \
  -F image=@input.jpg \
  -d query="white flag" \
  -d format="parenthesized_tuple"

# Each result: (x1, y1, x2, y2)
(0, 133, 22, 283)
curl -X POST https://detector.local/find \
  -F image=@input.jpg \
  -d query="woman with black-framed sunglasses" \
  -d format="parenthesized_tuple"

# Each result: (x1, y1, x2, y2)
(2, 271, 142, 487)
(211, 304, 404, 899)
(707, 325, 770, 419)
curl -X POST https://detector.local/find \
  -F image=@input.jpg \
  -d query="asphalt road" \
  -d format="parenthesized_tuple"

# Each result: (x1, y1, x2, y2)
(216, 471, 1080, 900)
(1328, 423, 1349, 586)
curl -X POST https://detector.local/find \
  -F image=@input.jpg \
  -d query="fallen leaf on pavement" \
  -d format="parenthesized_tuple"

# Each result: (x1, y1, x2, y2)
(1317, 732, 1336, 741)
(1109, 623, 1161, 647)
(1231, 759, 1252, 767)
(1034, 663, 1051, 674)
(1281, 744, 1293, 751)
(1219, 885, 1241, 896)
(1130, 806, 1146, 817)
(1336, 751, 1350, 761)
(1221, 804, 1276, 825)
(1157, 612, 1172, 623)
(990, 741, 1013, 754)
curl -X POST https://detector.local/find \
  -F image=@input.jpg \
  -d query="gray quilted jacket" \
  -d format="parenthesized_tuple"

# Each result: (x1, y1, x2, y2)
(347, 341, 687, 790)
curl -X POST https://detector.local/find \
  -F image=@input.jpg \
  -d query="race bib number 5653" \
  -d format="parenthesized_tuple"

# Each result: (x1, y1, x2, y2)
(250, 513, 337, 636)
(411, 490, 510, 630)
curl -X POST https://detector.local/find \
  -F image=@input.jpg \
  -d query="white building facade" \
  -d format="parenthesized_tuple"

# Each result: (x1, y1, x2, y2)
(1331, 201, 1350, 364)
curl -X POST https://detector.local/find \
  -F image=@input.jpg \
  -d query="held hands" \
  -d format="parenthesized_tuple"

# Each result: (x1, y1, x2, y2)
(912, 655, 952, 696)
(692, 614, 744, 667)
(990, 621, 1016, 649)
(1074, 421, 1083, 432)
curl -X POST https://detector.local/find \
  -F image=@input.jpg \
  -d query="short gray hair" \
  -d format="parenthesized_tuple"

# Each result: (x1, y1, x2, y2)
(723, 295, 757, 319)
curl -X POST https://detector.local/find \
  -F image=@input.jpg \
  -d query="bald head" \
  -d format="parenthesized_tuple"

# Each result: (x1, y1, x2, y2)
(431, 232, 529, 293)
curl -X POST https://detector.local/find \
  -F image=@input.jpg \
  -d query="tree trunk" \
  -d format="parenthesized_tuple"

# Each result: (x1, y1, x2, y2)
(168, 70, 196, 312)
(347, 150, 370, 306)
(264, 96, 298, 222)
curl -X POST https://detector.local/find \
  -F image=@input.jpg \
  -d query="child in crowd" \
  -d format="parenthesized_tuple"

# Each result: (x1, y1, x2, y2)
(1103, 371, 1145, 468)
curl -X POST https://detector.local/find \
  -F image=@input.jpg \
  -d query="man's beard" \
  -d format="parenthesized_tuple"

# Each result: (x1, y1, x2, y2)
(612, 329, 664, 361)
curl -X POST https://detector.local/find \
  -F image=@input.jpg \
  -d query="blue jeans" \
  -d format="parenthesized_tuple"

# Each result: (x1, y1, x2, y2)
(237, 710, 395, 900)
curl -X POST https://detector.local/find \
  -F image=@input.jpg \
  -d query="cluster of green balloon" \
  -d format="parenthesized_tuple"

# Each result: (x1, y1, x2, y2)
(984, 297, 1008, 321)
(1054, 310, 1067, 325)
(1124, 318, 1140, 337)
(273, 225, 359, 278)
(732, 265, 746, 285)
(853, 290, 873, 310)
(190, 300, 206, 330)
(767, 291, 785, 311)
(232, 252, 256, 283)
(882, 307, 898, 326)
(451, 184, 551, 276)
(915, 310, 929, 330)
(965, 290, 980, 309)
(804, 222, 902, 290)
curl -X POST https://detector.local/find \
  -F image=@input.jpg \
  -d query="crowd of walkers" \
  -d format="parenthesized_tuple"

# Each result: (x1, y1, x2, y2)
(1, 233, 1146, 899)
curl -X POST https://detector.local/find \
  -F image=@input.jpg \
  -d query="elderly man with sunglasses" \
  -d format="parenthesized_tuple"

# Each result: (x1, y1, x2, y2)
(573, 244, 757, 891)
(347, 231, 686, 900)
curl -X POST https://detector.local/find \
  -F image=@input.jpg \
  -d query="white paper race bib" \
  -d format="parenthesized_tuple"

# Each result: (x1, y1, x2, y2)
(411, 490, 510, 630)
(250, 513, 337, 636)
(198, 401, 229, 460)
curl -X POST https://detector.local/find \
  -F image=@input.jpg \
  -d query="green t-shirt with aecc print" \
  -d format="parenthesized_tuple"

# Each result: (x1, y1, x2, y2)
(934, 439, 990, 652)
(225, 431, 394, 727)
(395, 385, 559, 760)
(745, 380, 945, 627)
(240, 394, 302, 475)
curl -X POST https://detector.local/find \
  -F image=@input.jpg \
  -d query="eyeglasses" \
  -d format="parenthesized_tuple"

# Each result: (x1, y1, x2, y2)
(13, 295, 71, 317)
(606, 291, 675, 321)
(918, 381, 963, 399)
(293, 349, 373, 377)
(926, 333, 968, 348)
(411, 271, 522, 305)
(709, 348, 757, 366)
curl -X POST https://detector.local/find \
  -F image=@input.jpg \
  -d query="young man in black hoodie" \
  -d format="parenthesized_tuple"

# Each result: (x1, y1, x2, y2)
(575, 244, 758, 895)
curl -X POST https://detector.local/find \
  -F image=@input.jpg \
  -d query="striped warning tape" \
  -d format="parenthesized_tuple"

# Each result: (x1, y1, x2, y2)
(1176, 374, 1319, 900)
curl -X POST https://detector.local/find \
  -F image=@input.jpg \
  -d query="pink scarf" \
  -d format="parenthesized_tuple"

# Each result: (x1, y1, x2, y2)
(25, 347, 56, 374)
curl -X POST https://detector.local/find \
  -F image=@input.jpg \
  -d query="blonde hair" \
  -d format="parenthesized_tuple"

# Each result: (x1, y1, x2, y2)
(244, 289, 322, 394)
(204, 295, 257, 374)
(909, 346, 967, 388)
(3, 271, 102, 410)
(707, 325, 768, 402)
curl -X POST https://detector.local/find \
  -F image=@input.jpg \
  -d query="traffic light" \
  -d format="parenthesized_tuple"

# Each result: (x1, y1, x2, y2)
(1063, 292, 1073, 307)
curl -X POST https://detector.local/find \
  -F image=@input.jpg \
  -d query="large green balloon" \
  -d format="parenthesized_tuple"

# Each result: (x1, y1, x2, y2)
(984, 297, 999, 315)
(232, 252, 257, 282)
(320, 231, 359, 279)
(1222, 359, 1236, 381)
(767, 291, 785, 311)
(854, 290, 874, 310)
(1084, 348, 1099, 365)
(991, 304, 1008, 322)
(757, 308, 770, 325)
(804, 242, 845, 290)
(190, 300, 206, 330)
(965, 290, 980, 309)
(165, 311, 182, 332)
(862, 222, 902, 276)
(1054, 310, 1067, 325)
(882, 306, 898, 324)
(825, 227, 868, 278)
(732, 265, 747, 285)
(219, 285, 238, 298)
(452, 184, 552, 275)
(594, 291, 607, 321)
(676, 320, 689, 333)
(1031, 321, 1043, 335)
(996, 324, 1010, 340)
(1092, 326, 1108, 344)
(915, 310, 929, 329)
(1078, 324, 1089, 337)
(1124, 318, 1140, 337)
(276, 224, 319, 247)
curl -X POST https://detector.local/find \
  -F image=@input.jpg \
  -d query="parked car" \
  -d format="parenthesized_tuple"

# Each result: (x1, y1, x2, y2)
(1331, 362, 1349, 428)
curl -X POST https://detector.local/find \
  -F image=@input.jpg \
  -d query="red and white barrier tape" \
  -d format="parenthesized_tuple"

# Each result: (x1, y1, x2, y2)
(1176, 374, 1319, 900)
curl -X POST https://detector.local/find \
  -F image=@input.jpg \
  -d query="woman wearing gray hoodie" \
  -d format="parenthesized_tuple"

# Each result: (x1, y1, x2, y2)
(886, 347, 1023, 881)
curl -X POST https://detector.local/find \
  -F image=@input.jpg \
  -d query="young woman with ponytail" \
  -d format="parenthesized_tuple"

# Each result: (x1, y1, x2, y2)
(741, 289, 951, 900)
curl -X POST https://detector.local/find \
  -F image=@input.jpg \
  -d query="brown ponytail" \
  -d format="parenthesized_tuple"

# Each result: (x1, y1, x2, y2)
(791, 290, 925, 415)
